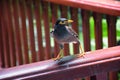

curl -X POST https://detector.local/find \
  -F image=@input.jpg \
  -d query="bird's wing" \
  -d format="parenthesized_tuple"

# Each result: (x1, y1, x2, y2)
(66, 26, 78, 38)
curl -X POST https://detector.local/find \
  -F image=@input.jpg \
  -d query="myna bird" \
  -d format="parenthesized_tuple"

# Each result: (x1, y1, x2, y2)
(51, 18, 85, 60)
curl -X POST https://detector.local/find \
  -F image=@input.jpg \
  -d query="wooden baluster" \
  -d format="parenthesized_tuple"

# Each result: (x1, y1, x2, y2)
(0, 1, 3, 68)
(42, 1, 51, 59)
(1, 0, 11, 68)
(4, 0, 16, 67)
(0, 1, 1, 68)
(26, 0, 37, 62)
(51, 3, 60, 57)
(81, 9, 91, 80)
(107, 15, 117, 47)
(107, 15, 117, 80)
(19, 0, 29, 64)
(93, 13, 103, 49)
(12, 0, 23, 65)
(81, 9, 91, 52)
(34, 0, 44, 61)
(93, 13, 108, 80)
(60, 5, 70, 56)
(0, 36, 1, 68)
(0, 0, 4, 68)
(71, 8, 81, 80)
(70, 7, 79, 54)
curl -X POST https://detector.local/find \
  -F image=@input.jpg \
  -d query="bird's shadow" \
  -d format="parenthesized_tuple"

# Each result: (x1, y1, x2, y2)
(55, 55, 77, 65)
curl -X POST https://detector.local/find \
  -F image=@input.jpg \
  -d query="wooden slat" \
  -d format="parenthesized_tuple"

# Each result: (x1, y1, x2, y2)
(81, 10, 91, 51)
(81, 9, 91, 80)
(33, 0, 44, 61)
(70, 7, 79, 54)
(93, 13, 108, 80)
(19, 0, 29, 64)
(51, 3, 60, 58)
(60, 5, 70, 56)
(4, 0, 16, 67)
(0, 1, 4, 68)
(107, 15, 117, 47)
(0, 46, 120, 80)
(42, 1, 51, 59)
(96, 73, 108, 80)
(0, 34, 2, 68)
(0, 1, 3, 68)
(7, 0, 16, 67)
(0, 23, 2, 68)
(25, 0, 36, 62)
(12, 0, 23, 65)
(1, 0, 11, 68)
(93, 12, 103, 49)
(107, 15, 117, 80)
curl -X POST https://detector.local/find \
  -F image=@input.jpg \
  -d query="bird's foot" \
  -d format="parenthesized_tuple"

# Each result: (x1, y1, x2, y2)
(76, 52, 85, 58)
(53, 56, 63, 61)
(53, 50, 64, 61)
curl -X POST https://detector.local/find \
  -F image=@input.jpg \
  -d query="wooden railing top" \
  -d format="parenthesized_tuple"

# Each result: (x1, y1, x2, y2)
(45, 0, 120, 16)
(0, 46, 120, 80)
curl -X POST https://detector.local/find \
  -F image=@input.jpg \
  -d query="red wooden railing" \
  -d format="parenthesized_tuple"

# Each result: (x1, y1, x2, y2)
(0, 46, 120, 80)
(0, 0, 120, 80)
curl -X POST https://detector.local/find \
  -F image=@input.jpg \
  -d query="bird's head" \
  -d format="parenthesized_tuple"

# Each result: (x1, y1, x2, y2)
(55, 18, 73, 25)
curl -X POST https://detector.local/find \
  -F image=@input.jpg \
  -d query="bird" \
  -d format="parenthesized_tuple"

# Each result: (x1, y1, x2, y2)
(50, 18, 85, 60)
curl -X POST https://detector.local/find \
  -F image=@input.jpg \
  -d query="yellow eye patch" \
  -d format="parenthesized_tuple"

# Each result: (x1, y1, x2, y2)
(59, 21, 66, 24)
(59, 19, 73, 25)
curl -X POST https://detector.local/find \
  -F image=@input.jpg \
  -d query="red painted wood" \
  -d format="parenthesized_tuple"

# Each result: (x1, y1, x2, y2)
(34, 0, 44, 61)
(60, 5, 70, 56)
(1, 0, 11, 68)
(19, 0, 29, 64)
(42, 1, 51, 59)
(4, 0, 16, 67)
(0, 46, 120, 80)
(96, 73, 108, 80)
(12, 0, 23, 65)
(0, 2, 2, 68)
(93, 12, 108, 80)
(81, 9, 92, 80)
(26, 0, 37, 62)
(70, 7, 79, 54)
(51, 3, 60, 57)
(0, 1, 4, 68)
(0, 39, 1, 68)
(107, 15, 117, 47)
(81, 10, 91, 51)
(93, 13, 103, 49)
(107, 15, 117, 80)
(44, 0, 120, 16)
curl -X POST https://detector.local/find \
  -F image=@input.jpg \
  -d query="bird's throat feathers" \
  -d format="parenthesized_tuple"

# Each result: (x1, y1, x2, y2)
(53, 25, 69, 38)
(54, 25, 67, 33)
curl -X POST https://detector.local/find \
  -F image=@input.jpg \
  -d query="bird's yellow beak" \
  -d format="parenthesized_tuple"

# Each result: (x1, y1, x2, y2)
(67, 19, 73, 23)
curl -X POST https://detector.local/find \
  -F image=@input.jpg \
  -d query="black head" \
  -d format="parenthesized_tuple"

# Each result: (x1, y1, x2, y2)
(55, 18, 73, 25)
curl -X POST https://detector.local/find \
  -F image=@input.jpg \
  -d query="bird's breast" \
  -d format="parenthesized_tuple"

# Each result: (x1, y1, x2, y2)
(53, 29, 69, 39)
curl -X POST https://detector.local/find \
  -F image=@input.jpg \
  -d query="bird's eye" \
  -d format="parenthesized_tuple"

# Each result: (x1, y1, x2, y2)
(59, 21, 65, 24)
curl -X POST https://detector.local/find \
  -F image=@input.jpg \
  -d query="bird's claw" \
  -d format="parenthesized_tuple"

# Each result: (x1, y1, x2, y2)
(53, 56, 62, 61)
(76, 52, 85, 58)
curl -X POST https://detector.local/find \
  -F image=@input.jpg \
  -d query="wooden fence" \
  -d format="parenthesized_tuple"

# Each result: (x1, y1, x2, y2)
(0, 0, 120, 80)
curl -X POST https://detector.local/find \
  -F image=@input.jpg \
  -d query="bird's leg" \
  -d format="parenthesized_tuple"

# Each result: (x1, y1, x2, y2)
(76, 42, 85, 58)
(54, 49, 64, 60)
(79, 44, 85, 56)
(53, 44, 64, 61)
